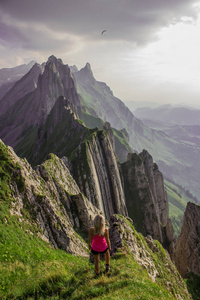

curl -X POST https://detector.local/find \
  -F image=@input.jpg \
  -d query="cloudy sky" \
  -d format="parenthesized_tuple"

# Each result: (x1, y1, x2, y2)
(1, 0, 200, 108)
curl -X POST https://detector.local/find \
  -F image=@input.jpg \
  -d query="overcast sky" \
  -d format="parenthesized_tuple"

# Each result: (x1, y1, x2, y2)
(1, 0, 200, 108)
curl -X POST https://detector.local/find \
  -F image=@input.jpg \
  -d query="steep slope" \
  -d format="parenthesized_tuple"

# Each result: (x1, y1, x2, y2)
(0, 63, 44, 115)
(0, 139, 100, 251)
(0, 55, 80, 148)
(73, 64, 200, 199)
(164, 179, 199, 237)
(109, 215, 190, 299)
(173, 202, 200, 278)
(0, 61, 35, 99)
(73, 63, 146, 151)
(14, 96, 92, 166)
(69, 126, 128, 220)
(121, 151, 175, 255)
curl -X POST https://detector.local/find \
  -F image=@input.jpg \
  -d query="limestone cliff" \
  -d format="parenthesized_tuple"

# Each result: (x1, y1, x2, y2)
(121, 150, 175, 254)
(173, 202, 200, 277)
(1, 139, 100, 255)
(70, 128, 128, 221)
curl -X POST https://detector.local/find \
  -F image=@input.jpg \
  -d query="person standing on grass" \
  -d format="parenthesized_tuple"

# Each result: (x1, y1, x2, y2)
(88, 214, 111, 276)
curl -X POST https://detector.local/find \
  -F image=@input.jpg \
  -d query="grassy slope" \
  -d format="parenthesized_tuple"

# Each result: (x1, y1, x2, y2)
(1, 141, 198, 300)
(164, 180, 194, 237)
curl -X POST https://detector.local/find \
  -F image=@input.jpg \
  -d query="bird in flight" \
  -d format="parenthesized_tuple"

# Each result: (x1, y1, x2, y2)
(101, 30, 107, 35)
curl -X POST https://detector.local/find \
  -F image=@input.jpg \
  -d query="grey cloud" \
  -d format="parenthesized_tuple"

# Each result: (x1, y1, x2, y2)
(0, 0, 199, 47)
(0, 18, 28, 46)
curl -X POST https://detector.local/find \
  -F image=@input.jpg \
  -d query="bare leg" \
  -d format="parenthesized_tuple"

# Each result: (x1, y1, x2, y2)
(105, 250, 110, 273)
(94, 254, 100, 274)
(105, 250, 110, 265)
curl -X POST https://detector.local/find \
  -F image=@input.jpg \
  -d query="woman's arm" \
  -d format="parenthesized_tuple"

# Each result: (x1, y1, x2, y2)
(88, 227, 94, 250)
(105, 228, 111, 251)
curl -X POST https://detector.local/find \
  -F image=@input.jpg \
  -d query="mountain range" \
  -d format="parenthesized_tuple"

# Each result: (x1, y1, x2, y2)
(1, 55, 200, 232)
(134, 104, 200, 126)
(1, 55, 200, 299)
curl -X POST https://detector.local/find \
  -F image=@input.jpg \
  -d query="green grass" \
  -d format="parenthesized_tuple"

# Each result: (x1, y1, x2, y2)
(0, 232, 182, 300)
(164, 180, 193, 236)
(185, 273, 200, 300)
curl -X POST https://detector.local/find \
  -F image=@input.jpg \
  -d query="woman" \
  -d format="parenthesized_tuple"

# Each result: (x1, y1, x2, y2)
(88, 215, 111, 276)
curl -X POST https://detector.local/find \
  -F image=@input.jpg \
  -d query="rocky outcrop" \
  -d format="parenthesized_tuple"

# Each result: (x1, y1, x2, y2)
(109, 215, 158, 282)
(2, 139, 100, 255)
(34, 55, 80, 120)
(121, 150, 175, 255)
(25, 96, 87, 165)
(70, 129, 128, 220)
(173, 202, 200, 277)
(109, 215, 190, 299)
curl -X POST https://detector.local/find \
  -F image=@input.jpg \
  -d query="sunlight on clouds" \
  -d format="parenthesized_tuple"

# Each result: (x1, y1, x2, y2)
(129, 6, 200, 90)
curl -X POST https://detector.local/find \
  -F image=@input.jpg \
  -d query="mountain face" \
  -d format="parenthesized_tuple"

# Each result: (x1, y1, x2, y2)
(0, 61, 35, 99)
(1, 139, 99, 254)
(0, 56, 175, 253)
(121, 150, 175, 255)
(173, 202, 200, 277)
(0, 56, 80, 148)
(0, 63, 44, 115)
(69, 123, 128, 221)
(73, 66, 200, 200)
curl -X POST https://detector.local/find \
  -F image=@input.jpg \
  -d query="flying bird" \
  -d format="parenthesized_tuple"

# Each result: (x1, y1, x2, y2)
(101, 30, 107, 35)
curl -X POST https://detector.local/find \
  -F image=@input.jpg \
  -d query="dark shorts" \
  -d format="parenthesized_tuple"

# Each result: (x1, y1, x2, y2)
(91, 247, 109, 255)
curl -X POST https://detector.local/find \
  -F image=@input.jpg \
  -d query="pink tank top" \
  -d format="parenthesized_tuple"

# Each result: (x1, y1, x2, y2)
(92, 234, 108, 252)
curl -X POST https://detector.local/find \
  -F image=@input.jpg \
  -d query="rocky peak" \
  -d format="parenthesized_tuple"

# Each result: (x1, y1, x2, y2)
(83, 62, 93, 75)
(74, 62, 95, 84)
(0, 55, 82, 149)
(103, 122, 115, 151)
(121, 150, 175, 255)
(35, 55, 80, 116)
(70, 65, 79, 73)
(47, 55, 63, 65)
(173, 202, 200, 277)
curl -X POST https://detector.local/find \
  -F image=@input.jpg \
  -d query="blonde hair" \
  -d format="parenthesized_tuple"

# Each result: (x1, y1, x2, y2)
(93, 215, 105, 236)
